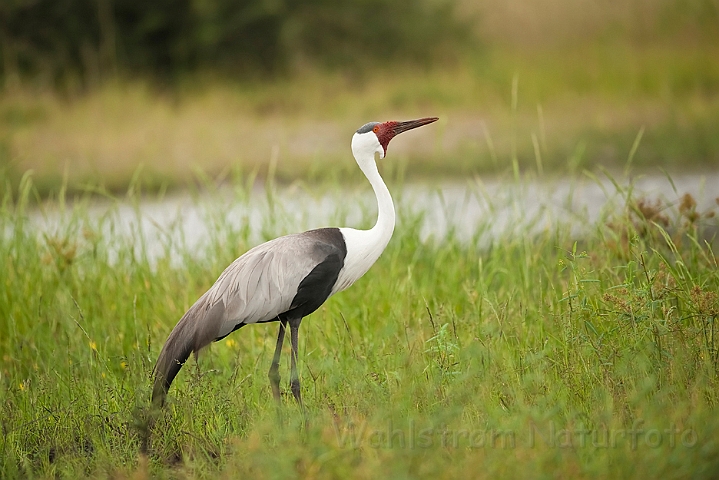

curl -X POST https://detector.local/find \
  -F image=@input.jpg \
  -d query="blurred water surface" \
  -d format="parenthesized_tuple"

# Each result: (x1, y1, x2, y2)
(29, 171, 719, 265)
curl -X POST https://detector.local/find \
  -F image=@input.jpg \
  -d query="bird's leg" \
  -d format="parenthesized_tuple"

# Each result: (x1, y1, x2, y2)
(288, 317, 304, 410)
(268, 319, 287, 404)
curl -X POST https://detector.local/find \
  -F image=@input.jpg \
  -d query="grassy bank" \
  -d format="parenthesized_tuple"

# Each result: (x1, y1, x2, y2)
(1, 172, 718, 478)
(2, 38, 719, 197)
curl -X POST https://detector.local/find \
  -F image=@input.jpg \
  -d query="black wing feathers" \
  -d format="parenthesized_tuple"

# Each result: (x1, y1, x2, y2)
(287, 251, 343, 318)
(283, 228, 347, 319)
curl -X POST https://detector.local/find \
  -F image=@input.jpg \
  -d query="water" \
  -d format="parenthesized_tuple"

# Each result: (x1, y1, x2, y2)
(29, 171, 719, 263)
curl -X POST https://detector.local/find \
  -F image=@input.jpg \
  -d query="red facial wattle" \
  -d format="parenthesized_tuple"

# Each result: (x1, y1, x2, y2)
(374, 117, 439, 156)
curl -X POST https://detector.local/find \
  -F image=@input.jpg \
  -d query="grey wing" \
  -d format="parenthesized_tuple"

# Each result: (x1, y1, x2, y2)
(205, 232, 342, 339)
(151, 229, 346, 405)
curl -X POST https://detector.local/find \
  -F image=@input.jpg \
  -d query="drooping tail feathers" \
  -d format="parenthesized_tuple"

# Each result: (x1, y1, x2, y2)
(151, 315, 195, 407)
(152, 296, 224, 407)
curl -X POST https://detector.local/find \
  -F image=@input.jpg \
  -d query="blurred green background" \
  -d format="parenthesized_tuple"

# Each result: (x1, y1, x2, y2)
(1, 0, 718, 192)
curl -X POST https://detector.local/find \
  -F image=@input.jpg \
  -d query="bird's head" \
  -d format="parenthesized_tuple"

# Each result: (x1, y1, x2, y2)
(351, 117, 439, 161)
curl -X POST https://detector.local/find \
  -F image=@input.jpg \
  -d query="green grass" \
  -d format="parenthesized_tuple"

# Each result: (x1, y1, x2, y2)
(2, 168, 718, 478)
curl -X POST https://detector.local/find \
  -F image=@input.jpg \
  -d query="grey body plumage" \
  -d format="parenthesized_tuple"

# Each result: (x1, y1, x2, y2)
(152, 228, 345, 406)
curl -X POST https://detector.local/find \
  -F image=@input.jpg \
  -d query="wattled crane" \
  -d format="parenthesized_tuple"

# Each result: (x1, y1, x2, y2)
(152, 117, 439, 408)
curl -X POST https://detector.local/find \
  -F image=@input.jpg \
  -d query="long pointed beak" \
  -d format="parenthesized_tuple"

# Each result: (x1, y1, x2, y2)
(392, 117, 439, 136)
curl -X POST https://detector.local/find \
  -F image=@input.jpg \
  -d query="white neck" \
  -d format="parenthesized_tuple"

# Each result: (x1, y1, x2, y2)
(332, 146, 395, 294)
(360, 153, 395, 242)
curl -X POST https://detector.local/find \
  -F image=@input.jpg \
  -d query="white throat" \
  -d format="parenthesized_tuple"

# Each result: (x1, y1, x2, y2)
(332, 132, 396, 294)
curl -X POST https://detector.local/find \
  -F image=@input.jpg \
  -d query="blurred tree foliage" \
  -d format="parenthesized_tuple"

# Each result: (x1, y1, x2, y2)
(0, 0, 473, 89)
